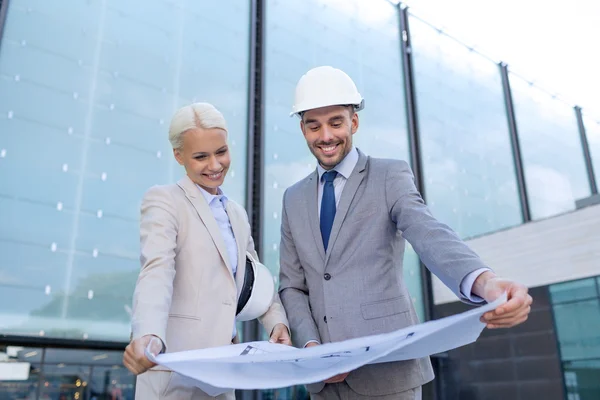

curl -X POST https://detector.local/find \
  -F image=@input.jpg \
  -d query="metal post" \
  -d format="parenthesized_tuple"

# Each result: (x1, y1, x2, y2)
(35, 348, 46, 400)
(243, 0, 264, 345)
(499, 63, 531, 222)
(0, 0, 9, 45)
(240, 0, 265, 398)
(574, 106, 598, 195)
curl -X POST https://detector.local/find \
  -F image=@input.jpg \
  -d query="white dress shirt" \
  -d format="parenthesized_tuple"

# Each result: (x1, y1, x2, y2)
(198, 185, 239, 339)
(307, 148, 487, 346)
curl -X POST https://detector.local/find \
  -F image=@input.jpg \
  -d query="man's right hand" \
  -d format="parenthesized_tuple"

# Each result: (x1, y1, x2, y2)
(305, 342, 350, 383)
(123, 334, 163, 375)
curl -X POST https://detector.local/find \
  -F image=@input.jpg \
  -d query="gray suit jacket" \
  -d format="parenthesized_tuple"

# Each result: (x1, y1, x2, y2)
(278, 149, 488, 396)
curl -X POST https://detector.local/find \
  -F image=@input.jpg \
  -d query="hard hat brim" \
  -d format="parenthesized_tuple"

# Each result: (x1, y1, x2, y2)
(290, 99, 365, 118)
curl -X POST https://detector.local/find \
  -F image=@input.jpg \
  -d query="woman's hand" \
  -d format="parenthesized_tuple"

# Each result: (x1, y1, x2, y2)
(269, 323, 292, 345)
(123, 334, 163, 375)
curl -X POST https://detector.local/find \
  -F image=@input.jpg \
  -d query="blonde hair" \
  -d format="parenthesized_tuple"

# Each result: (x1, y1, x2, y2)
(168, 102, 228, 149)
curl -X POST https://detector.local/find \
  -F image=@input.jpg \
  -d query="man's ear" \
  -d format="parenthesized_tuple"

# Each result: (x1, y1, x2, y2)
(300, 120, 307, 137)
(351, 112, 359, 134)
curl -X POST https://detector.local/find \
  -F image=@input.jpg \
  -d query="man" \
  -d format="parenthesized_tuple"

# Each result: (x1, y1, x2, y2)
(278, 66, 532, 400)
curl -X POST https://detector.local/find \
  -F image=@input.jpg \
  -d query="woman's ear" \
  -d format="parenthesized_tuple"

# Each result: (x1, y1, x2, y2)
(173, 148, 184, 165)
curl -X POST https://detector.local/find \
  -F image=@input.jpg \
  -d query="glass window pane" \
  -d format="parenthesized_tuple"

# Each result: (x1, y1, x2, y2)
(509, 74, 590, 219)
(404, 245, 425, 321)
(89, 366, 136, 400)
(583, 115, 600, 190)
(40, 349, 134, 400)
(563, 360, 600, 400)
(553, 299, 600, 361)
(39, 364, 90, 400)
(409, 15, 522, 239)
(263, 0, 422, 316)
(550, 278, 598, 304)
(0, 346, 43, 399)
(0, 0, 250, 341)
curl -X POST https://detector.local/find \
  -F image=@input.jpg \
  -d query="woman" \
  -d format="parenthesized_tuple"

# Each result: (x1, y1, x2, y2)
(123, 103, 290, 399)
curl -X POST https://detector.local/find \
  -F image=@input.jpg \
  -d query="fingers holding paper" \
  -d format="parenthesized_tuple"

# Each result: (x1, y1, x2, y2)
(476, 273, 533, 329)
(304, 341, 351, 383)
(269, 323, 292, 345)
(123, 334, 163, 375)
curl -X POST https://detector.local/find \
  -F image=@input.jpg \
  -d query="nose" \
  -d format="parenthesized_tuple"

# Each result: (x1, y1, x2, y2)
(320, 126, 335, 143)
(208, 156, 221, 171)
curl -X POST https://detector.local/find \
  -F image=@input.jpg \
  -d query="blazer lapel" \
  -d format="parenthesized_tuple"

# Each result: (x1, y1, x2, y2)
(325, 150, 368, 265)
(177, 176, 234, 280)
(306, 170, 326, 261)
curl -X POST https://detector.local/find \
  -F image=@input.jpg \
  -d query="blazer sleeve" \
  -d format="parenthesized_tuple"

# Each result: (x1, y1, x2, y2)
(131, 186, 178, 347)
(278, 189, 321, 347)
(243, 209, 290, 336)
(386, 160, 490, 304)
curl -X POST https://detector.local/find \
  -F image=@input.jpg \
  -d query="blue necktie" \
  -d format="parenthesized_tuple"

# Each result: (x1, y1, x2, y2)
(320, 170, 338, 251)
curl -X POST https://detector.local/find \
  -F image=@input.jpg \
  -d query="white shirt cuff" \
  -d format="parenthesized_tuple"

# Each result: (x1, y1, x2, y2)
(304, 340, 320, 348)
(460, 268, 490, 303)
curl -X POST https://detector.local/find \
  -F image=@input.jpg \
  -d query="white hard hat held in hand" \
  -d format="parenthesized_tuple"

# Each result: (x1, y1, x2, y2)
(235, 252, 276, 322)
(290, 66, 364, 118)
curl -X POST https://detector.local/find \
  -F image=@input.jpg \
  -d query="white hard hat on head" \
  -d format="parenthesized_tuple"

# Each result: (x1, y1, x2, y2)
(290, 66, 364, 118)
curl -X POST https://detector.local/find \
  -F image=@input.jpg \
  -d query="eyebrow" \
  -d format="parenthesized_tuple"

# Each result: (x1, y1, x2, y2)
(305, 115, 345, 125)
(192, 145, 228, 156)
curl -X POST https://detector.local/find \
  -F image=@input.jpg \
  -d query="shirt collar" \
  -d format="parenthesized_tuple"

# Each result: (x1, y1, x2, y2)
(317, 146, 359, 181)
(196, 184, 228, 207)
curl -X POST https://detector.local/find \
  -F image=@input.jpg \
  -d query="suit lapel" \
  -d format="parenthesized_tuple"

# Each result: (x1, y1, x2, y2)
(325, 151, 368, 266)
(177, 176, 234, 281)
(306, 170, 326, 261)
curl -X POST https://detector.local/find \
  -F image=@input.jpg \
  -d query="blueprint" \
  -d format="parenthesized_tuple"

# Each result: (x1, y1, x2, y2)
(146, 293, 507, 395)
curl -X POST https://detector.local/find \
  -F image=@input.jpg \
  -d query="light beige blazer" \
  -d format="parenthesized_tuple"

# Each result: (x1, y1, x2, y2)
(131, 175, 288, 397)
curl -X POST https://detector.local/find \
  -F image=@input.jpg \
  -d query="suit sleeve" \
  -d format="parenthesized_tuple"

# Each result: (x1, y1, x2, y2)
(131, 186, 178, 347)
(278, 190, 321, 347)
(386, 161, 490, 304)
(242, 209, 290, 336)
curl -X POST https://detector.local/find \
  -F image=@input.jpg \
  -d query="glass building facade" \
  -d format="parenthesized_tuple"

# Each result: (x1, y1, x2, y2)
(1, 0, 598, 399)
(550, 277, 600, 400)
(0, 0, 250, 343)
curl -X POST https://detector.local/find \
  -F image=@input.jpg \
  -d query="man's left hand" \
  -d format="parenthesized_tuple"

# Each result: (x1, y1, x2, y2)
(269, 323, 292, 345)
(475, 272, 533, 329)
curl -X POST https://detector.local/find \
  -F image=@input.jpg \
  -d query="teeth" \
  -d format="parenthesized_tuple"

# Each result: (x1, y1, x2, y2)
(208, 173, 221, 179)
(323, 146, 336, 152)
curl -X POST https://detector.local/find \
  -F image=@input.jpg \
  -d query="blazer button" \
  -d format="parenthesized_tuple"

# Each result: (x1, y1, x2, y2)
(324, 273, 331, 281)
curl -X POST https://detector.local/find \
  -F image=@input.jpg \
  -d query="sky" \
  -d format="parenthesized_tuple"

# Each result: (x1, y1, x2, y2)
(399, 0, 600, 120)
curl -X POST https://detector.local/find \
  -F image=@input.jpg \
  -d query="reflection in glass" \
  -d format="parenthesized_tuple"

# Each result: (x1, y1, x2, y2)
(553, 299, 600, 361)
(0, 0, 250, 341)
(549, 278, 598, 304)
(39, 364, 90, 400)
(564, 360, 600, 400)
(0, 346, 42, 400)
(551, 277, 600, 400)
(0, 347, 136, 400)
(509, 75, 590, 219)
(403, 245, 425, 321)
(409, 14, 522, 239)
